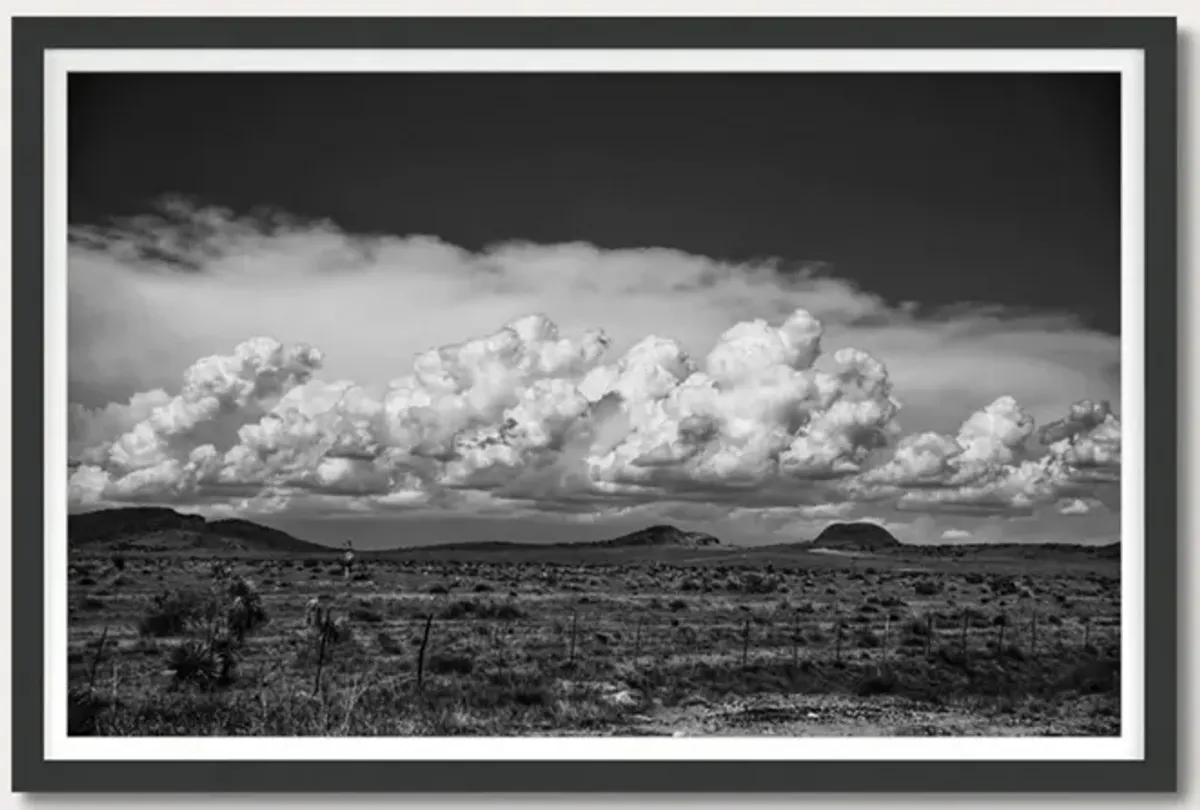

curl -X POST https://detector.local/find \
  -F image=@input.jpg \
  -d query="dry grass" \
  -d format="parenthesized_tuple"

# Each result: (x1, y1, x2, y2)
(66, 549, 1121, 736)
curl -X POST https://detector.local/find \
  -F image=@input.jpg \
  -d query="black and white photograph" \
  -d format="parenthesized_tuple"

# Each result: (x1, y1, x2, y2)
(63, 65, 1126, 742)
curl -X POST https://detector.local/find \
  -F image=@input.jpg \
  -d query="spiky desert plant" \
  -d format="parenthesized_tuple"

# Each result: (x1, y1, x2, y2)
(138, 588, 214, 637)
(224, 575, 268, 643)
(158, 570, 268, 690)
(164, 637, 237, 689)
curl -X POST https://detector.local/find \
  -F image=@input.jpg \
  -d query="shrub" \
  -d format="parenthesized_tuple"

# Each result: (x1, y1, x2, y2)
(440, 598, 525, 621)
(905, 618, 930, 637)
(351, 604, 385, 623)
(914, 581, 940, 596)
(67, 689, 111, 736)
(1059, 659, 1119, 694)
(856, 668, 898, 696)
(483, 602, 525, 621)
(376, 632, 404, 654)
(440, 599, 476, 620)
(138, 590, 213, 637)
(857, 630, 881, 648)
(428, 652, 474, 676)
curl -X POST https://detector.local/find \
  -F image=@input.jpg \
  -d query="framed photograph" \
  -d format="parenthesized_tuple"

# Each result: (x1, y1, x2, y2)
(13, 15, 1177, 794)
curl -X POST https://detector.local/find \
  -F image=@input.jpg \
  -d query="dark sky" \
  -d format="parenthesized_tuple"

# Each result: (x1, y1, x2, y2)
(68, 71, 1122, 332)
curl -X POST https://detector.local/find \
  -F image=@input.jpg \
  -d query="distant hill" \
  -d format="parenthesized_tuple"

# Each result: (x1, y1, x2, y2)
(587, 524, 721, 549)
(68, 507, 329, 554)
(810, 521, 903, 551)
(428, 524, 721, 552)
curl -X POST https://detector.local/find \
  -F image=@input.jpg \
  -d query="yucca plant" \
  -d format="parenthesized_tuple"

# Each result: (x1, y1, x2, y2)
(67, 687, 112, 735)
(225, 576, 268, 643)
(159, 571, 268, 690)
(164, 638, 236, 689)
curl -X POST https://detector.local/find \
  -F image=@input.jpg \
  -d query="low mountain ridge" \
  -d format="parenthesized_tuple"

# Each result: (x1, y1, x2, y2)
(587, 524, 721, 549)
(431, 524, 722, 551)
(68, 507, 328, 553)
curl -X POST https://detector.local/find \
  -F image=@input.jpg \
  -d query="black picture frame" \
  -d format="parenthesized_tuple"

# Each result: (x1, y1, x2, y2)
(12, 15, 1178, 795)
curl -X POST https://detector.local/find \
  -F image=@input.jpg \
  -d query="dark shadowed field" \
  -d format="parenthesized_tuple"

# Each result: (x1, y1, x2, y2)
(67, 543, 1121, 737)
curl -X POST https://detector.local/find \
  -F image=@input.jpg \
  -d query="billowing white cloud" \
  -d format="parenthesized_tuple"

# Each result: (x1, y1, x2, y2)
(67, 298, 1121, 536)
(941, 528, 972, 541)
(855, 393, 1120, 517)
(1057, 497, 1102, 516)
(66, 201, 1122, 540)
(69, 201, 1119, 441)
(69, 337, 323, 503)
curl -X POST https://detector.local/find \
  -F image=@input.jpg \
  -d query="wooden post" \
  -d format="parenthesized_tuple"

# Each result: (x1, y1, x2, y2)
(313, 612, 331, 696)
(882, 615, 891, 663)
(997, 612, 1006, 658)
(86, 625, 110, 692)
(791, 611, 800, 668)
(834, 617, 843, 663)
(925, 614, 933, 658)
(741, 617, 750, 669)
(960, 611, 969, 660)
(1083, 617, 1091, 651)
(1030, 611, 1039, 658)
(568, 610, 579, 667)
(633, 616, 642, 665)
(416, 614, 433, 691)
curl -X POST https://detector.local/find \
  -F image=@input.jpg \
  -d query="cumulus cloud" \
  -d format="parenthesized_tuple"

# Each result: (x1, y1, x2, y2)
(853, 393, 1121, 518)
(69, 201, 1119, 436)
(66, 201, 1122, 541)
(68, 301, 1121, 532)
(941, 528, 972, 541)
(1057, 497, 1102, 516)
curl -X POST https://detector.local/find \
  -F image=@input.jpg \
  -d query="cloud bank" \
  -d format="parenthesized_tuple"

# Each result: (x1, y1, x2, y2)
(66, 201, 1122, 542)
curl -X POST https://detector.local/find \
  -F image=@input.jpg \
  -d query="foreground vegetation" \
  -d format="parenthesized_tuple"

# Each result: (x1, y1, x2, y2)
(67, 548, 1121, 736)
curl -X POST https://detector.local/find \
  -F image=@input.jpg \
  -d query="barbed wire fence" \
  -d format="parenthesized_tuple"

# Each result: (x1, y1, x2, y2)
(329, 601, 1119, 694)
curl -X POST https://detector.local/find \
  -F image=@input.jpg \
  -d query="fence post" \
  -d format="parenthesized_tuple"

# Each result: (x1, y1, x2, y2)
(997, 611, 1006, 658)
(1030, 611, 1039, 659)
(633, 616, 642, 665)
(86, 625, 110, 692)
(960, 611, 969, 660)
(834, 617, 843, 663)
(313, 611, 332, 696)
(791, 611, 800, 668)
(416, 614, 433, 691)
(1083, 617, 1091, 651)
(568, 610, 579, 667)
(925, 614, 933, 658)
(882, 615, 890, 663)
(741, 618, 751, 669)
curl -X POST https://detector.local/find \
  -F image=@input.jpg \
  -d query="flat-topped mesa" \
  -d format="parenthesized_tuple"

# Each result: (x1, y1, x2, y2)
(810, 521, 903, 551)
